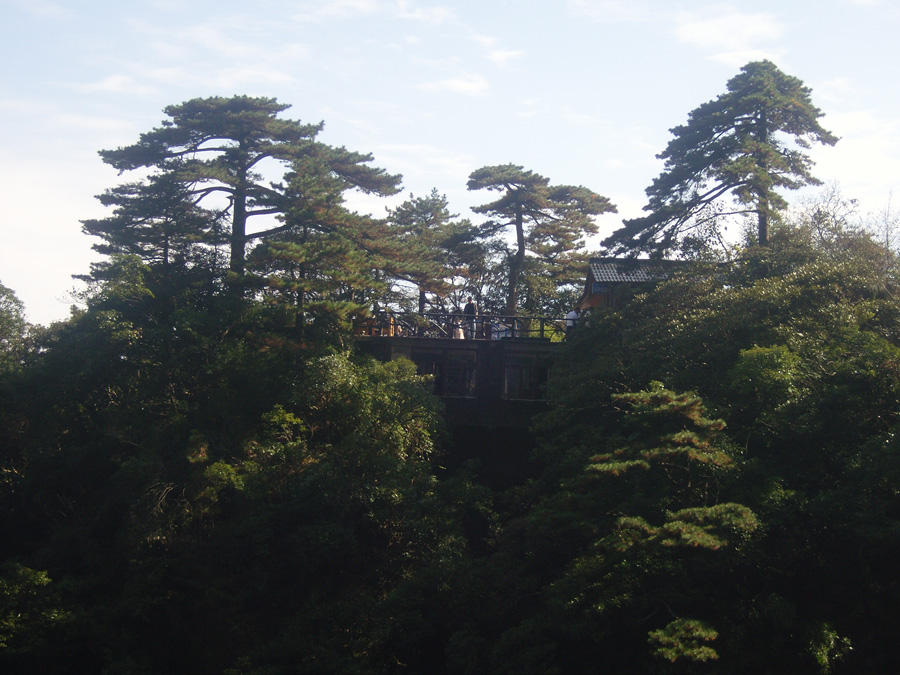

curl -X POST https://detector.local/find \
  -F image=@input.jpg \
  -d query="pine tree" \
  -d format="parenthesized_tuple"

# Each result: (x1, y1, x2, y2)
(244, 142, 404, 325)
(604, 60, 837, 256)
(92, 96, 401, 288)
(467, 164, 615, 314)
(0, 281, 27, 374)
(385, 189, 478, 314)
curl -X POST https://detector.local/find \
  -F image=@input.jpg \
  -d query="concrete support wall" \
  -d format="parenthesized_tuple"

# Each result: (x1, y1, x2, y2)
(356, 336, 561, 428)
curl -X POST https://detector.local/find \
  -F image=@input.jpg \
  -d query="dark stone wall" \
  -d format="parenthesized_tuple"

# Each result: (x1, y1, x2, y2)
(357, 336, 563, 487)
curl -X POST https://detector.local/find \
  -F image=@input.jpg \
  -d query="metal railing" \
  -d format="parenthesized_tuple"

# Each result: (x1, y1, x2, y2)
(355, 311, 565, 340)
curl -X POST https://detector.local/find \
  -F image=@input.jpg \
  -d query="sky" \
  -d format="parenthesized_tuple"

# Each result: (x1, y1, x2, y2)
(3, 0, 900, 325)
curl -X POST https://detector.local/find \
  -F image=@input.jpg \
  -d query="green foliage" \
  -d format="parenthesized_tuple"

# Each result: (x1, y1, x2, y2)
(588, 383, 735, 518)
(89, 96, 401, 326)
(605, 60, 837, 255)
(807, 622, 852, 673)
(0, 564, 63, 650)
(609, 503, 758, 552)
(0, 563, 74, 673)
(8, 92, 900, 673)
(0, 281, 28, 375)
(0, 290, 473, 673)
(523, 226, 900, 671)
(81, 170, 227, 279)
(468, 164, 616, 314)
(384, 189, 483, 312)
(648, 618, 719, 664)
(729, 344, 801, 405)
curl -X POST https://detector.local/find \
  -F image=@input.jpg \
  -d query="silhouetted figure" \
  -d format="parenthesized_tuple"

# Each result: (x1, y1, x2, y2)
(463, 297, 477, 339)
(565, 308, 580, 337)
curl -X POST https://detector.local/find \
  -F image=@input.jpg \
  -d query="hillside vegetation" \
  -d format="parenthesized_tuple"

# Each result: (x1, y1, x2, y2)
(5, 64, 900, 672)
(3, 219, 900, 673)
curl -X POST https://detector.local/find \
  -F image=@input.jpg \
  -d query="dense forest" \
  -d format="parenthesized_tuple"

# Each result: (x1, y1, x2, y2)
(3, 61, 900, 673)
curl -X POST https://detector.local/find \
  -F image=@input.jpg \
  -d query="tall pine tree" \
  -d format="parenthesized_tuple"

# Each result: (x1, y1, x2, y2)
(385, 189, 479, 314)
(604, 61, 837, 256)
(90, 96, 401, 291)
(467, 164, 615, 314)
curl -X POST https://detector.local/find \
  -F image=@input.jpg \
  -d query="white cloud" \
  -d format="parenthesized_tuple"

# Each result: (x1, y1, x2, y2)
(396, 0, 455, 23)
(77, 75, 157, 96)
(145, 66, 194, 87)
(320, 105, 394, 138)
(274, 43, 311, 61)
(7, 0, 70, 19)
(815, 77, 859, 104)
(206, 66, 296, 89)
(828, 110, 900, 139)
(674, 9, 784, 53)
(471, 34, 525, 67)
(0, 100, 136, 152)
(709, 49, 784, 68)
(143, 63, 297, 91)
(487, 49, 525, 66)
(174, 18, 309, 60)
(53, 113, 136, 132)
(146, 38, 191, 60)
(0, 152, 113, 324)
(420, 73, 489, 96)
(113, 18, 310, 94)
(0, 99, 54, 114)
(809, 110, 900, 211)
(377, 142, 474, 176)
(319, 0, 381, 16)
(357, 142, 478, 212)
(146, 0, 185, 10)
(564, 111, 613, 130)
(566, 0, 654, 23)
(472, 34, 496, 49)
(178, 24, 260, 58)
(515, 98, 543, 118)
(293, 0, 382, 21)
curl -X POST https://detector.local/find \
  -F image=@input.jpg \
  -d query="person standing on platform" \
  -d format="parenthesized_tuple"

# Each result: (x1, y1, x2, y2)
(565, 307, 580, 337)
(463, 297, 477, 339)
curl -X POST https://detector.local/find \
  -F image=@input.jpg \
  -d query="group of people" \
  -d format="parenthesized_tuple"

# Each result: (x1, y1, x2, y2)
(452, 297, 478, 339)
(452, 297, 584, 340)
(444, 297, 485, 339)
(362, 300, 583, 340)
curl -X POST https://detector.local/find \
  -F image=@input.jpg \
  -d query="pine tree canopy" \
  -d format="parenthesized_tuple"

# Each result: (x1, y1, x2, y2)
(467, 163, 615, 314)
(88, 96, 402, 281)
(603, 60, 837, 257)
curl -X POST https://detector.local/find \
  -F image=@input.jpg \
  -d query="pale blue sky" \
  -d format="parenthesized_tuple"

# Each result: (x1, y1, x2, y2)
(3, 0, 899, 324)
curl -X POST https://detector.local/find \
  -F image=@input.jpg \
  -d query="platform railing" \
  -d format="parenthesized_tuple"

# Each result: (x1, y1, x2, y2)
(354, 311, 565, 340)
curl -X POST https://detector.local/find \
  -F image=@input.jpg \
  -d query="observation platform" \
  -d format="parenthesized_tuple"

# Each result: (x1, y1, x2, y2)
(354, 311, 566, 429)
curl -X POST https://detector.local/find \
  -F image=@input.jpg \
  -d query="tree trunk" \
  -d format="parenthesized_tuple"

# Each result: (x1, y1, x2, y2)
(417, 287, 426, 336)
(230, 188, 247, 276)
(506, 206, 526, 315)
(756, 109, 770, 246)
(757, 204, 769, 246)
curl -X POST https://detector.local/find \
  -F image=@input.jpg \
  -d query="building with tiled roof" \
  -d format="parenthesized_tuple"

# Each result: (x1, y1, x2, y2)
(578, 257, 679, 310)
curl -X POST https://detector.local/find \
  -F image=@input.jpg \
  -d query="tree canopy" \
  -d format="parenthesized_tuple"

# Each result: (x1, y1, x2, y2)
(9, 79, 900, 674)
(0, 281, 27, 373)
(384, 189, 480, 314)
(468, 164, 616, 314)
(86, 96, 401, 288)
(604, 60, 837, 256)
